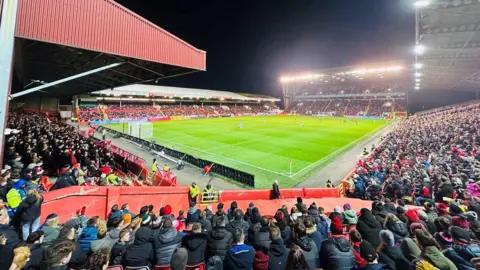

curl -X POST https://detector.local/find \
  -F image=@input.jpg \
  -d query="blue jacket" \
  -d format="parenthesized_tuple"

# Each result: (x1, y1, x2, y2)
(444, 244, 480, 270)
(223, 244, 255, 270)
(78, 226, 98, 253)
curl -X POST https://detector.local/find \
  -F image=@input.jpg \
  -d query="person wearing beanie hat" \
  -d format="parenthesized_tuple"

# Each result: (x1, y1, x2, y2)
(319, 217, 355, 270)
(343, 204, 358, 225)
(141, 215, 151, 227)
(424, 202, 439, 222)
(405, 209, 419, 223)
(377, 230, 405, 269)
(170, 248, 188, 270)
(436, 203, 449, 217)
(396, 238, 422, 269)
(452, 215, 470, 229)
(444, 226, 480, 270)
(123, 214, 132, 226)
(253, 249, 269, 270)
(359, 241, 384, 270)
(409, 222, 426, 235)
(357, 208, 382, 248)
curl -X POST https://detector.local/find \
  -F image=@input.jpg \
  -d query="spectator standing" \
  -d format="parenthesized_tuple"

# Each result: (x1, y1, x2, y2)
(182, 223, 207, 266)
(343, 203, 358, 225)
(319, 216, 355, 270)
(357, 208, 382, 248)
(153, 219, 182, 266)
(253, 216, 271, 251)
(110, 228, 130, 266)
(226, 209, 249, 241)
(223, 228, 255, 270)
(206, 215, 233, 260)
(285, 245, 308, 270)
(78, 217, 99, 253)
(24, 231, 45, 270)
(274, 211, 292, 246)
(0, 208, 20, 249)
(271, 180, 280, 199)
(44, 240, 76, 270)
(15, 189, 43, 240)
(0, 233, 13, 270)
(189, 182, 199, 205)
(292, 222, 319, 269)
(415, 229, 457, 270)
(268, 226, 289, 270)
(349, 230, 367, 269)
(123, 227, 154, 268)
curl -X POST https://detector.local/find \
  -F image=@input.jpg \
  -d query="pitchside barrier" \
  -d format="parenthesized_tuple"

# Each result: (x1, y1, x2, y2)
(100, 126, 256, 187)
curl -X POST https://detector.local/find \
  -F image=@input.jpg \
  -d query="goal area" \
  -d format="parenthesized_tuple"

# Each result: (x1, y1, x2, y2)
(127, 122, 153, 139)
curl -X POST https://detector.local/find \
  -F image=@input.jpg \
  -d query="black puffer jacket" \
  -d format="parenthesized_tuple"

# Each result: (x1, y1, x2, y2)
(123, 227, 154, 268)
(378, 245, 406, 270)
(110, 242, 128, 266)
(152, 227, 182, 266)
(182, 233, 208, 265)
(23, 243, 43, 270)
(294, 236, 319, 270)
(357, 209, 382, 248)
(206, 226, 232, 260)
(226, 219, 250, 241)
(16, 194, 43, 223)
(199, 218, 212, 232)
(253, 225, 270, 251)
(0, 224, 20, 249)
(268, 238, 289, 270)
(387, 221, 409, 243)
(0, 244, 13, 270)
(50, 171, 76, 191)
(278, 222, 292, 246)
(319, 236, 355, 270)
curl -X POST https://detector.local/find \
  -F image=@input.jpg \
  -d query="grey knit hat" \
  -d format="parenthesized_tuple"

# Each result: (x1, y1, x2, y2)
(171, 248, 188, 270)
(379, 229, 395, 246)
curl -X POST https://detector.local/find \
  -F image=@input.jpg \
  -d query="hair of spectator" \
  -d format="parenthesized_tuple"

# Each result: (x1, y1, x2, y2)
(300, 205, 307, 214)
(286, 245, 308, 270)
(260, 216, 269, 226)
(119, 228, 130, 242)
(179, 210, 184, 216)
(318, 206, 325, 214)
(46, 240, 76, 266)
(270, 226, 281, 241)
(294, 222, 306, 238)
(111, 216, 123, 228)
(383, 213, 400, 228)
(216, 215, 226, 227)
(349, 229, 362, 243)
(296, 197, 303, 203)
(111, 204, 119, 212)
(291, 205, 299, 213)
(163, 219, 173, 229)
(148, 205, 154, 212)
(233, 227, 244, 243)
(86, 248, 110, 270)
(58, 224, 75, 240)
(121, 203, 128, 210)
(304, 216, 314, 228)
(234, 209, 243, 220)
(140, 206, 149, 215)
(12, 246, 31, 270)
(87, 216, 99, 227)
(130, 216, 142, 230)
(46, 216, 59, 227)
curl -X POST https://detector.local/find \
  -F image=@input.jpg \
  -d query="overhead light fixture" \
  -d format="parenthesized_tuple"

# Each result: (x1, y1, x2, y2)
(415, 86, 420, 90)
(414, 72, 422, 77)
(414, 45, 426, 55)
(416, 83, 420, 87)
(414, 63, 423, 69)
(414, 1, 431, 8)
(415, 78, 421, 82)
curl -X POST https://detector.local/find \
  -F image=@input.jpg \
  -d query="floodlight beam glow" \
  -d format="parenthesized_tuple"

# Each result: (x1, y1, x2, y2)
(414, 1, 431, 8)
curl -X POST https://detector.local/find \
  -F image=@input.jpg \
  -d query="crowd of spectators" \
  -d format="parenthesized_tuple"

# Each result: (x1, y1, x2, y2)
(79, 104, 273, 122)
(298, 83, 402, 96)
(2, 192, 480, 270)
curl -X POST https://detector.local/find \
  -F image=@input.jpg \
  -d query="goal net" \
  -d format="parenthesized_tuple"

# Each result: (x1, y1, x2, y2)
(128, 122, 153, 139)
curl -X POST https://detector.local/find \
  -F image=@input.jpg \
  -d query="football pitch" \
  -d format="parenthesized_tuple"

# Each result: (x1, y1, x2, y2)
(110, 115, 388, 188)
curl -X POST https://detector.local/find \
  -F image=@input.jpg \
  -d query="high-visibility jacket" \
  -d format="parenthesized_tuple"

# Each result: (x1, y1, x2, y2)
(163, 165, 169, 171)
(151, 161, 158, 172)
(190, 186, 199, 198)
(6, 189, 22, 209)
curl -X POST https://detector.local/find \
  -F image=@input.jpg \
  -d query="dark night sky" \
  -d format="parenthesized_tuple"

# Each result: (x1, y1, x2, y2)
(115, 0, 415, 96)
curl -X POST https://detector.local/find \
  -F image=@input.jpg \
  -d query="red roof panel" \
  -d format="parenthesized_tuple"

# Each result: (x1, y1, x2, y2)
(15, 0, 206, 71)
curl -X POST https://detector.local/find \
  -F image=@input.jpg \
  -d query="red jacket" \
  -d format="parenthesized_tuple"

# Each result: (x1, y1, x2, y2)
(352, 242, 367, 268)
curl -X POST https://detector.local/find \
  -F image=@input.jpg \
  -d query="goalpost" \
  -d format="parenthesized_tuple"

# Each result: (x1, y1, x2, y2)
(127, 122, 153, 139)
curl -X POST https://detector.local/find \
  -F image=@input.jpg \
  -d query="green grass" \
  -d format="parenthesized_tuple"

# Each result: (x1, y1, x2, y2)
(109, 115, 388, 188)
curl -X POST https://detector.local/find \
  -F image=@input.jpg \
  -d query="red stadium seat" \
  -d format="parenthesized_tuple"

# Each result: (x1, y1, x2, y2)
(185, 263, 205, 270)
(153, 266, 171, 270)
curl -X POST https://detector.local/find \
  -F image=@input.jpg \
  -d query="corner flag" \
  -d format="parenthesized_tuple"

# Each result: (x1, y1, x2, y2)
(289, 159, 292, 177)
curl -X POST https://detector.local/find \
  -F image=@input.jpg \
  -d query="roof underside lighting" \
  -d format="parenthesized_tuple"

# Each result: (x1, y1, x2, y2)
(414, 1, 431, 8)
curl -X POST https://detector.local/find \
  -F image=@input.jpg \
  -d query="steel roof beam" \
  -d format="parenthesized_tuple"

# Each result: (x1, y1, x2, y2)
(420, 22, 480, 35)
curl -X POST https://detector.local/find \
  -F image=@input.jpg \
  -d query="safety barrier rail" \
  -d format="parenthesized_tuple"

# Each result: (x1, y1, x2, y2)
(200, 191, 219, 204)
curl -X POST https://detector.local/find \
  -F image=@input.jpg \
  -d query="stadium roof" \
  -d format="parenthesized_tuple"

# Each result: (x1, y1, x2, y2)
(279, 61, 409, 86)
(416, 0, 480, 91)
(92, 84, 280, 102)
(12, 0, 206, 97)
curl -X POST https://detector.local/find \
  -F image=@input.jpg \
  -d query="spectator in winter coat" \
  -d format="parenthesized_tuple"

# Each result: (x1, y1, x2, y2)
(424, 202, 438, 222)
(91, 216, 122, 252)
(377, 230, 406, 269)
(349, 230, 367, 269)
(271, 180, 280, 200)
(109, 228, 130, 266)
(44, 240, 76, 270)
(49, 167, 76, 191)
(77, 217, 99, 253)
(223, 228, 255, 270)
(357, 208, 382, 248)
(51, 225, 87, 269)
(268, 226, 289, 270)
(329, 206, 346, 224)
(0, 233, 14, 270)
(395, 237, 422, 269)
(225, 209, 249, 242)
(243, 203, 255, 224)
(253, 216, 270, 251)
(360, 240, 385, 270)
(182, 223, 207, 265)
(24, 231, 45, 270)
(319, 216, 355, 270)
(212, 203, 228, 227)
(285, 245, 309, 270)
(198, 211, 212, 232)
(295, 197, 306, 215)
(383, 213, 408, 244)
(343, 203, 358, 225)
(444, 226, 480, 270)
(227, 201, 238, 222)
(304, 216, 323, 251)
(41, 214, 61, 248)
(415, 229, 457, 270)
(206, 215, 233, 260)
(293, 222, 319, 269)
(0, 208, 20, 249)
(417, 210, 437, 235)
(274, 210, 292, 246)
(123, 227, 154, 268)
(153, 219, 182, 266)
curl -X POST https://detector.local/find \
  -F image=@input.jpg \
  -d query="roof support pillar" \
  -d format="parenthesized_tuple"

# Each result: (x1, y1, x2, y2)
(11, 62, 124, 99)
(0, 0, 19, 168)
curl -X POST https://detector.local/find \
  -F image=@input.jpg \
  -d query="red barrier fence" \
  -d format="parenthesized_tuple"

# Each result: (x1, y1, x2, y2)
(219, 187, 339, 201)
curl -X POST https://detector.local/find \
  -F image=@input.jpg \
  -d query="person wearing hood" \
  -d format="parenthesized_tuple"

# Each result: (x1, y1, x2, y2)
(207, 215, 233, 260)
(253, 216, 271, 251)
(91, 216, 122, 252)
(153, 218, 182, 266)
(182, 223, 207, 266)
(444, 226, 480, 270)
(226, 209, 249, 243)
(78, 217, 99, 253)
(123, 227, 154, 268)
(110, 228, 130, 266)
(415, 228, 457, 270)
(417, 210, 437, 235)
(268, 226, 289, 270)
(293, 222, 319, 269)
(15, 189, 43, 240)
(395, 237, 422, 269)
(319, 216, 355, 270)
(49, 166, 76, 191)
(357, 208, 382, 248)
(343, 203, 358, 225)
(247, 208, 262, 244)
(383, 213, 408, 244)
(223, 228, 255, 270)
(273, 210, 292, 246)
(41, 214, 61, 248)
(307, 203, 320, 224)
(376, 230, 406, 270)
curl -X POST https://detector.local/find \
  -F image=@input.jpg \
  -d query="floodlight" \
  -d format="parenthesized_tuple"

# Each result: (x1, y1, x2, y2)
(414, 72, 422, 77)
(415, 86, 420, 90)
(414, 63, 423, 69)
(414, 45, 426, 55)
(415, 78, 421, 82)
(414, 1, 431, 8)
